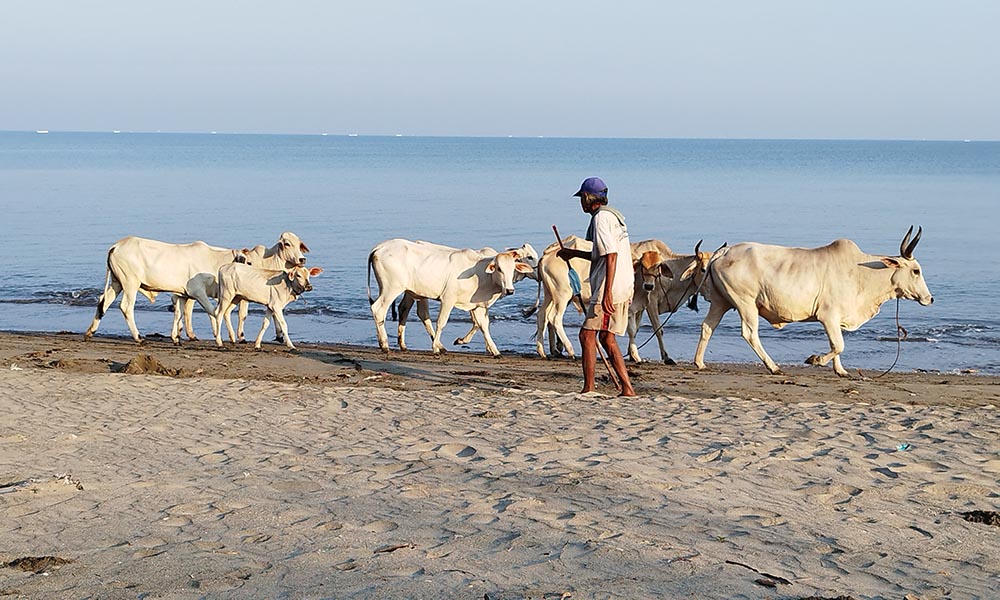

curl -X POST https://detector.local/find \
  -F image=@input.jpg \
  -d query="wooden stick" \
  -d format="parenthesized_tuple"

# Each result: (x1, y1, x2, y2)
(552, 225, 621, 392)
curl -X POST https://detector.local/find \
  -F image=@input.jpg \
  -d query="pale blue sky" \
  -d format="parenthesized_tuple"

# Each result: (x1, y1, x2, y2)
(3, 1, 997, 139)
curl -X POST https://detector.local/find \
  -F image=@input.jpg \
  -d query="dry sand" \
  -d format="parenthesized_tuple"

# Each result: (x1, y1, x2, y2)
(1, 331, 998, 599)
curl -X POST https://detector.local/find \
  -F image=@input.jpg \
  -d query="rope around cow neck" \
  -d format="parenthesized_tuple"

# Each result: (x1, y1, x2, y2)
(874, 297, 907, 378)
(634, 275, 698, 352)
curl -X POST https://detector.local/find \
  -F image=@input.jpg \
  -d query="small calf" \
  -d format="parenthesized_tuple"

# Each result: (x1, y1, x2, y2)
(213, 264, 323, 350)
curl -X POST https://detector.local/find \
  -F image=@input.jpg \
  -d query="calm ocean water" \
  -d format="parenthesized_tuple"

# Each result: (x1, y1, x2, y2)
(1, 132, 997, 374)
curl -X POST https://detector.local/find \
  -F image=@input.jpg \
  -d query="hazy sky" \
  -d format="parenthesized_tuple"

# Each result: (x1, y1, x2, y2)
(3, 1, 997, 139)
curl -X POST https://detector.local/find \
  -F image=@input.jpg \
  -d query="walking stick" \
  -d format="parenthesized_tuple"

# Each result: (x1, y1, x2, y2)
(553, 225, 622, 392)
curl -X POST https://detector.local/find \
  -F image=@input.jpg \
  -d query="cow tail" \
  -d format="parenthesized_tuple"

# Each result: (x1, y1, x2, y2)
(366, 249, 376, 306)
(95, 246, 116, 319)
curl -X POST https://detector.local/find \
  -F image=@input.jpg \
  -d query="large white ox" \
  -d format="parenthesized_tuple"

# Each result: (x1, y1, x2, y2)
(367, 239, 535, 357)
(626, 240, 717, 364)
(169, 240, 312, 344)
(84, 232, 308, 342)
(694, 227, 933, 377)
(213, 264, 322, 350)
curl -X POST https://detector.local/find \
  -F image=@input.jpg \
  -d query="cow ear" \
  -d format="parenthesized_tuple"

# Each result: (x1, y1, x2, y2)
(300, 243, 310, 253)
(485, 262, 497, 273)
(881, 257, 902, 269)
(308, 267, 323, 277)
(678, 263, 700, 281)
(515, 262, 534, 273)
(661, 263, 676, 279)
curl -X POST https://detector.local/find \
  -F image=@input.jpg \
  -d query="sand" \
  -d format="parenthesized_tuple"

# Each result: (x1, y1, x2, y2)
(1, 331, 998, 599)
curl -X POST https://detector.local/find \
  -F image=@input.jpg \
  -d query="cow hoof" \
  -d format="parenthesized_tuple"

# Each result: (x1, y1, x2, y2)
(663, 358, 677, 366)
(188, 336, 199, 342)
(805, 354, 822, 366)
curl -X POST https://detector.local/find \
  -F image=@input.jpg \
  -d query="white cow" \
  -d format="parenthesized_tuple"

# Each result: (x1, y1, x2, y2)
(626, 240, 717, 364)
(84, 232, 308, 343)
(367, 239, 535, 357)
(694, 227, 933, 377)
(171, 236, 311, 343)
(213, 264, 322, 350)
(525, 235, 593, 359)
(169, 239, 312, 344)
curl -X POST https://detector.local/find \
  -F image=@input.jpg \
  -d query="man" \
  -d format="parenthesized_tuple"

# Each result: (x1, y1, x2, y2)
(557, 176, 636, 397)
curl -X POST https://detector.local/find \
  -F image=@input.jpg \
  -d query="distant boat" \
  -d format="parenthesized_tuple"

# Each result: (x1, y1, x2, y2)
(112, 130, 121, 134)
(35, 130, 48, 134)
(395, 133, 403, 137)
(321, 133, 328, 136)
(348, 133, 359, 137)
(963, 139, 972, 143)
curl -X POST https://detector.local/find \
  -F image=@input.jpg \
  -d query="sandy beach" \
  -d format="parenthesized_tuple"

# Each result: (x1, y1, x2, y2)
(1, 331, 998, 599)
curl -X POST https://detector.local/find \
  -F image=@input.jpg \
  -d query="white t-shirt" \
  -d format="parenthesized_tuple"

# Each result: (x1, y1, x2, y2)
(587, 207, 634, 305)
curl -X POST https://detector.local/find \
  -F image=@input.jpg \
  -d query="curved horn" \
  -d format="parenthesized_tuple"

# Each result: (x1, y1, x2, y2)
(694, 239, 703, 254)
(899, 226, 914, 258)
(903, 226, 922, 259)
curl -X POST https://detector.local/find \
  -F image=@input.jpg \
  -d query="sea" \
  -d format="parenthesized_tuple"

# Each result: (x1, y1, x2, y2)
(1, 131, 998, 375)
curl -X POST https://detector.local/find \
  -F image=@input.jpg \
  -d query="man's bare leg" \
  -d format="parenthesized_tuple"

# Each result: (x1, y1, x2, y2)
(600, 330, 636, 397)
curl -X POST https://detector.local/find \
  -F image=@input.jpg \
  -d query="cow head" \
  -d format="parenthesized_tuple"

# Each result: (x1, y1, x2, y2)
(881, 226, 933, 305)
(507, 243, 539, 282)
(277, 232, 309, 268)
(287, 266, 323, 296)
(633, 250, 673, 292)
(485, 251, 535, 296)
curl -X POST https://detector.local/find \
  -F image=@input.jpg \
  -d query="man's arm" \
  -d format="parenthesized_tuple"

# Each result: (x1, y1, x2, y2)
(603, 252, 618, 313)
(557, 248, 591, 262)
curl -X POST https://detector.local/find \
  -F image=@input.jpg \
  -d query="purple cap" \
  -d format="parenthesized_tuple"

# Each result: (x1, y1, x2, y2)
(573, 176, 607, 198)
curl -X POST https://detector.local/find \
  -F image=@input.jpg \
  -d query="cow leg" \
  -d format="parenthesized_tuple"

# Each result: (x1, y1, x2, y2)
(416, 299, 436, 344)
(117, 281, 144, 343)
(551, 297, 576, 359)
(213, 296, 231, 347)
(809, 317, 850, 377)
(254, 308, 273, 349)
(694, 301, 730, 370)
(734, 303, 782, 375)
(237, 300, 249, 342)
(271, 307, 295, 350)
(470, 306, 500, 358)
(626, 304, 642, 362)
(182, 297, 198, 341)
(370, 287, 401, 352)
(648, 298, 674, 365)
(453, 319, 480, 346)
(85, 273, 124, 340)
(170, 295, 185, 344)
(535, 294, 550, 358)
(430, 301, 455, 354)
(396, 293, 415, 351)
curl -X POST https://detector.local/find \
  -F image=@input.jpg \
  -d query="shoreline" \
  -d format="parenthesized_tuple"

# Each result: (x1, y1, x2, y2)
(2, 330, 998, 598)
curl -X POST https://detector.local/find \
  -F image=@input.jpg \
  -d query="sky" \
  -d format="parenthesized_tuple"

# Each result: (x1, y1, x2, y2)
(2, 1, 998, 140)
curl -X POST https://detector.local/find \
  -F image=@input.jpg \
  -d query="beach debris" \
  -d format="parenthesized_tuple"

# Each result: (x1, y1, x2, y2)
(793, 596, 857, 600)
(55, 473, 84, 490)
(724, 560, 791, 585)
(896, 443, 911, 451)
(474, 410, 504, 419)
(373, 542, 414, 554)
(754, 578, 777, 587)
(697, 449, 723, 463)
(9, 363, 23, 371)
(452, 369, 489, 376)
(960, 510, 1000, 527)
(1, 556, 74, 573)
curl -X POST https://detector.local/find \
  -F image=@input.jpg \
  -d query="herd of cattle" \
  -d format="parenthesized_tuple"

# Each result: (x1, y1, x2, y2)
(82, 227, 933, 377)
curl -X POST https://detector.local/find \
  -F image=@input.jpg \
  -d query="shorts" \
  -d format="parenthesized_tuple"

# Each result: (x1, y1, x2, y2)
(582, 300, 630, 336)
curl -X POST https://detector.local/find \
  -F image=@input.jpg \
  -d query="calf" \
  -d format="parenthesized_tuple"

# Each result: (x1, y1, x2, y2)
(213, 264, 322, 350)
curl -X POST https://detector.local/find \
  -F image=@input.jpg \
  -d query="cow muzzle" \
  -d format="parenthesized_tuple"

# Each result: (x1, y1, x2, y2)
(503, 288, 515, 297)
(298, 258, 307, 266)
(643, 283, 654, 291)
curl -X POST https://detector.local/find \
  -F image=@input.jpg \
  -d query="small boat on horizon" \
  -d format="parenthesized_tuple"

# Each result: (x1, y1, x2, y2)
(35, 130, 48, 134)
(348, 133, 359, 137)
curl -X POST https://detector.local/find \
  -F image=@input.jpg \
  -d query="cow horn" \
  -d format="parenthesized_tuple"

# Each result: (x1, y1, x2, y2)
(694, 239, 703, 254)
(899, 226, 914, 258)
(903, 226, 922, 259)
